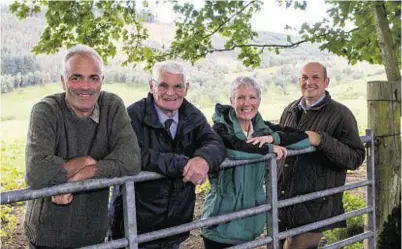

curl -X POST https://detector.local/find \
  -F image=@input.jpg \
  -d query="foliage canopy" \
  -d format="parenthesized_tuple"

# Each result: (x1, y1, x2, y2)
(9, 0, 401, 70)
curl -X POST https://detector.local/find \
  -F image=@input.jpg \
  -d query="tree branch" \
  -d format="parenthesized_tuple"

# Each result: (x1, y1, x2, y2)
(209, 39, 306, 53)
(155, 27, 360, 64)
(202, 1, 256, 39)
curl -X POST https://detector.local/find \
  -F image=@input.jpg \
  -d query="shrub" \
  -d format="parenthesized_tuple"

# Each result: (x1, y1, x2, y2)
(196, 180, 211, 196)
(323, 191, 365, 248)
(378, 203, 401, 249)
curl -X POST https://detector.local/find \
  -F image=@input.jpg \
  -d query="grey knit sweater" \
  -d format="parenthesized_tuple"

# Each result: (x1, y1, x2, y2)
(24, 91, 141, 248)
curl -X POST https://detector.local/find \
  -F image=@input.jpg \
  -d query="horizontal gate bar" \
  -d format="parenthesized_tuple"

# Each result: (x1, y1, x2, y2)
(278, 180, 372, 208)
(278, 207, 373, 239)
(322, 232, 374, 249)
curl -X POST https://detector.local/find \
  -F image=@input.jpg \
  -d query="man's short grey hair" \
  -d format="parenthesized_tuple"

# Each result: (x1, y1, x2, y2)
(61, 44, 104, 78)
(230, 76, 261, 100)
(151, 60, 188, 85)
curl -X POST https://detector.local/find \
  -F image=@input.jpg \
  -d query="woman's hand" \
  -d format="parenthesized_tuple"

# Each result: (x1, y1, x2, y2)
(273, 145, 287, 160)
(246, 135, 274, 147)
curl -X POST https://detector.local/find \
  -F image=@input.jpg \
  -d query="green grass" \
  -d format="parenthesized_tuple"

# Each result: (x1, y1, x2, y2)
(1, 138, 26, 245)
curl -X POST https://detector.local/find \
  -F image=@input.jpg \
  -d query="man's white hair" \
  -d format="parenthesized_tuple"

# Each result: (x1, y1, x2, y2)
(61, 44, 104, 78)
(151, 60, 188, 85)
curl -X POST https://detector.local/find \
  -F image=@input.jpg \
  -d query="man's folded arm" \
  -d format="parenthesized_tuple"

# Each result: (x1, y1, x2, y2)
(25, 102, 68, 189)
(94, 98, 142, 179)
(140, 148, 189, 178)
(130, 109, 188, 178)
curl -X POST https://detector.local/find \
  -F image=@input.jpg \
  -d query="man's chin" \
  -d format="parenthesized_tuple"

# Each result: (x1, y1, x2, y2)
(163, 107, 180, 112)
(160, 102, 182, 112)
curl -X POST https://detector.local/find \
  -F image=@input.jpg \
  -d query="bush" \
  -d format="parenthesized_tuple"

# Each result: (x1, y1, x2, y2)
(196, 180, 211, 195)
(323, 192, 365, 248)
(378, 203, 401, 249)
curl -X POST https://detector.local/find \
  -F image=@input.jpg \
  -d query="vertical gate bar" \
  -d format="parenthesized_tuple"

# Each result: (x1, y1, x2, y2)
(365, 129, 376, 248)
(270, 156, 279, 249)
(265, 158, 272, 249)
(265, 156, 279, 249)
(123, 180, 138, 249)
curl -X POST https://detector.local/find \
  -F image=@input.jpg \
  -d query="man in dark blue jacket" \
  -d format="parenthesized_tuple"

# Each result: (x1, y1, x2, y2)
(111, 60, 226, 249)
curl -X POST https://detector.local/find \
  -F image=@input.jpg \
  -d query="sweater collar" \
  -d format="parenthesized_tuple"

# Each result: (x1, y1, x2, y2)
(292, 91, 332, 112)
(64, 94, 100, 123)
(298, 94, 326, 111)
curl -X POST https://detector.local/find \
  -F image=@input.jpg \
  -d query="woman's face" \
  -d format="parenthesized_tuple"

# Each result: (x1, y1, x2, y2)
(231, 85, 260, 123)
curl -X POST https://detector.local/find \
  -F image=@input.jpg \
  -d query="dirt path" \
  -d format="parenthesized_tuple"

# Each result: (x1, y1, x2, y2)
(3, 166, 367, 249)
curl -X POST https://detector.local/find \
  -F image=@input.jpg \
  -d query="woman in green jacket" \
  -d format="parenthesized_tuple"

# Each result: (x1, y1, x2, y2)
(201, 76, 311, 248)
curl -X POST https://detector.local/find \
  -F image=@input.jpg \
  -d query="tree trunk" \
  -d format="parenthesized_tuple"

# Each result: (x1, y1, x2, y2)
(371, 1, 401, 82)
(368, 2, 401, 245)
(367, 81, 401, 242)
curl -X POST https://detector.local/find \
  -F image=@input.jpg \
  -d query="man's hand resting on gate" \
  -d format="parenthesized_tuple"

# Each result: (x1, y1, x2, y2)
(182, 156, 209, 186)
(52, 156, 97, 205)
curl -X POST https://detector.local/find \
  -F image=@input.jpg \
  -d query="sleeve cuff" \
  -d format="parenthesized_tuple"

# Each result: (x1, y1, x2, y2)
(272, 132, 281, 144)
(316, 131, 327, 150)
(266, 144, 274, 153)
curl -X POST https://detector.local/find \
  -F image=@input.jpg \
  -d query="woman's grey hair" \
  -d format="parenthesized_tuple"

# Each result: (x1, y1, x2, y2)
(151, 60, 188, 85)
(61, 44, 104, 78)
(230, 76, 261, 100)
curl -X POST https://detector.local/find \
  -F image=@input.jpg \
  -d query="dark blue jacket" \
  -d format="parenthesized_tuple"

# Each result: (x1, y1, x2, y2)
(111, 93, 225, 248)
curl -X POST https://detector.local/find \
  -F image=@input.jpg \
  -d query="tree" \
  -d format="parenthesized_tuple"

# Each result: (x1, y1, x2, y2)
(9, 0, 304, 69)
(10, 0, 401, 244)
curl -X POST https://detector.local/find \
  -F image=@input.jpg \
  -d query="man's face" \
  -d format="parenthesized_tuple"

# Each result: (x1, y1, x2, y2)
(61, 54, 103, 117)
(231, 85, 260, 123)
(150, 71, 189, 116)
(299, 63, 329, 103)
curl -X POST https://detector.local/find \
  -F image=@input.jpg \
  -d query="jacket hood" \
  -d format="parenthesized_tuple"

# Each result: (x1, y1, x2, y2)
(212, 103, 273, 141)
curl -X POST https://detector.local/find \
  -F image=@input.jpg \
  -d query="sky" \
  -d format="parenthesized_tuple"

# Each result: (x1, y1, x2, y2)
(252, 0, 331, 33)
(147, 0, 332, 35)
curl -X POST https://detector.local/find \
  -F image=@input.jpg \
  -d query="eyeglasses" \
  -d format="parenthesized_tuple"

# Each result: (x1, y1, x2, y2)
(151, 79, 187, 94)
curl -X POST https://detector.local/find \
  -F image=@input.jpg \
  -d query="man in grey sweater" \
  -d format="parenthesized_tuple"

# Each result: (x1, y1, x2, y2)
(25, 44, 141, 248)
